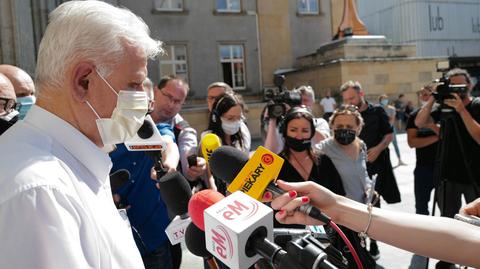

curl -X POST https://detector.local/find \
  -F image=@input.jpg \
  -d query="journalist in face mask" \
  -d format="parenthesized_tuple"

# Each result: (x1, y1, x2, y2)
(0, 73, 19, 135)
(0, 64, 36, 120)
(202, 92, 250, 194)
(0, 1, 162, 268)
(315, 105, 372, 203)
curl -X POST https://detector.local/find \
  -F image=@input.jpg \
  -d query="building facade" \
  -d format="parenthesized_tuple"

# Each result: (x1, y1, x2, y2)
(356, 0, 480, 58)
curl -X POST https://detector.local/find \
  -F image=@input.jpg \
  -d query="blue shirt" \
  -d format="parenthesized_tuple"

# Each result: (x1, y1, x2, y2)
(110, 123, 175, 255)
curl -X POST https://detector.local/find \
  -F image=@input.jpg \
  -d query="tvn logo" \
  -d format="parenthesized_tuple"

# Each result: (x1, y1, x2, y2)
(211, 225, 233, 260)
(215, 199, 259, 221)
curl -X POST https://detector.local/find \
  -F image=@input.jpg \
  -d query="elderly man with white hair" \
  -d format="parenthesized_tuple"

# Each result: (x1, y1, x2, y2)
(0, 1, 162, 268)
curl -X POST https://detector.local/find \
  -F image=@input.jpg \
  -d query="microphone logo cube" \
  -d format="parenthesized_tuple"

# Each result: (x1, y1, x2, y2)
(204, 191, 273, 269)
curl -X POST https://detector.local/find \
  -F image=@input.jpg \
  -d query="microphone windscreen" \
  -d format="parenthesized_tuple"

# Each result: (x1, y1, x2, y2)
(158, 171, 192, 216)
(137, 119, 154, 139)
(110, 169, 130, 194)
(209, 146, 249, 184)
(200, 133, 222, 162)
(185, 222, 210, 258)
(188, 189, 224, 231)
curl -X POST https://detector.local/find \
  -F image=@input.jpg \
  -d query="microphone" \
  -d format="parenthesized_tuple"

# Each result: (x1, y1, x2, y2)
(124, 115, 167, 152)
(184, 222, 219, 269)
(209, 146, 331, 224)
(157, 171, 193, 245)
(188, 189, 225, 231)
(203, 190, 303, 269)
(109, 169, 130, 195)
(200, 133, 222, 163)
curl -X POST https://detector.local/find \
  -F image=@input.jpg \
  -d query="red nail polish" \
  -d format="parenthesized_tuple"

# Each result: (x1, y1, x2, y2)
(289, 190, 297, 198)
(302, 196, 310, 203)
(279, 209, 285, 215)
(264, 192, 271, 199)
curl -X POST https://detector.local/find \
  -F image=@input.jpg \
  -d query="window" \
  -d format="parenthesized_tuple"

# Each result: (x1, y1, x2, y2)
(216, 0, 240, 13)
(219, 45, 245, 90)
(154, 0, 183, 11)
(159, 44, 188, 82)
(297, 0, 319, 14)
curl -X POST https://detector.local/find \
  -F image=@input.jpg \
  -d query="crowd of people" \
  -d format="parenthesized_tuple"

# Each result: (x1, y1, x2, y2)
(0, 1, 479, 269)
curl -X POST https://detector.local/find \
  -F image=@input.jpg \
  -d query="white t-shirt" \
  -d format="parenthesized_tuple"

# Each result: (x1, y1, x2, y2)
(320, 97, 336, 113)
(0, 106, 144, 269)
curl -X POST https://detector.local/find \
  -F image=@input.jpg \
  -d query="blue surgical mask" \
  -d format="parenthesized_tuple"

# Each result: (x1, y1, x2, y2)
(16, 95, 36, 120)
(380, 99, 389, 106)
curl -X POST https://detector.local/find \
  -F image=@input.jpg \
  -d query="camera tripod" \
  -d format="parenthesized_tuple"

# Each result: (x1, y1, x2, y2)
(427, 110, 480, 269)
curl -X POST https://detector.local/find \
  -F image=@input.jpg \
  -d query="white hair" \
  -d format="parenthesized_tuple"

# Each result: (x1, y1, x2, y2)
(296, 85, 315, 102)
(35, 0, 163, 91)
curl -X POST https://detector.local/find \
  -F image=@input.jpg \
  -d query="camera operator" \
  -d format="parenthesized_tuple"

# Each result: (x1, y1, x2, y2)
(415, 68, 480, 268)
(267, 180, 480, 268)
(264, 83, 329, 154)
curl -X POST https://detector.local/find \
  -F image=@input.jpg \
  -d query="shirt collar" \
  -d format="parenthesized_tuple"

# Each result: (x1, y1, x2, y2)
(24, 105, 112, 183)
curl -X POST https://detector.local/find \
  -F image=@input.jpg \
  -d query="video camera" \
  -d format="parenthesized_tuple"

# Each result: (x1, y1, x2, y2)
(432, 77, 468, 105)
(264, 75, 302, 118)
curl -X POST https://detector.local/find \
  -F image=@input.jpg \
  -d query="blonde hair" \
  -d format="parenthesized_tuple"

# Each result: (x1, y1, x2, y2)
(329, 105, 364, 128)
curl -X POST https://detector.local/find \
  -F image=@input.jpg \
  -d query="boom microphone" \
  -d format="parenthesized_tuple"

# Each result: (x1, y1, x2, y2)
(209, 146, 331, 224)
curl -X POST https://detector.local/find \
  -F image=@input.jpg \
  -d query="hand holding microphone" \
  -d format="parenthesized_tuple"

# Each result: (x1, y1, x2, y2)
(208, 146, 331, 224)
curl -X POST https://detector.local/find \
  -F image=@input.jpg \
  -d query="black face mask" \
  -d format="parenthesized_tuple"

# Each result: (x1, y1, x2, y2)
(285, 136, 311, 152)
(334, 129, 356, 145)
(0, 115, 18, 135)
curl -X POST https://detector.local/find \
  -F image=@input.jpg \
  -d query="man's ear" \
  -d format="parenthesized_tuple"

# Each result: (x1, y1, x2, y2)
(359, 90, 365, 97)
(72, 62, 94, 101)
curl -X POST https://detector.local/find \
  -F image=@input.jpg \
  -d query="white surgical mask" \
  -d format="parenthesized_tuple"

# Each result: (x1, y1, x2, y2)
(86, 70, 148, 150)
(221, 119, 241, 135)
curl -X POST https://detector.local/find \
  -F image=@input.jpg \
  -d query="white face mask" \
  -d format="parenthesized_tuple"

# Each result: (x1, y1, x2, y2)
(221, 119, 241, 135)
(85, 70, 148, 149)
(420, 100, 428, 106)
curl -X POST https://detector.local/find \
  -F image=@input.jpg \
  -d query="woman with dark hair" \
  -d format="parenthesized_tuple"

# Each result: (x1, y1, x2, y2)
(276, 107, 376, 268)
(201, 92, 250, 194)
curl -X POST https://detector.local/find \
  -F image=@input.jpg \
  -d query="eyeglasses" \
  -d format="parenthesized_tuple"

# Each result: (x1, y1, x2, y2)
(0, 97, 17, 113)
(160, 90, 184, 106)
(337, 104, 358, 112)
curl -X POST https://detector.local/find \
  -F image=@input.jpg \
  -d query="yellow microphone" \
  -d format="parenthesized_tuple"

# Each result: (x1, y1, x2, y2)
(227, 146, 284, 200)
(200, 133, 222, 163)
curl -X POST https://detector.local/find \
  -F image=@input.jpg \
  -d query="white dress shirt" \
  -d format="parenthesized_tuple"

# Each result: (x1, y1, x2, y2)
(0, 106, 144, 269)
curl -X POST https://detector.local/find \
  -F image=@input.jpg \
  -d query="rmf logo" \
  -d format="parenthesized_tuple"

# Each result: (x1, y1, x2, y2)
(211, 225, 233, 260)
(261, 153, 274, 165)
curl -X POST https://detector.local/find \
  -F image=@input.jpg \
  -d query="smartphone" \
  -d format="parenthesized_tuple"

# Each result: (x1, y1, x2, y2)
(187, 154, 198, 167)
(454, 214, 480, 227)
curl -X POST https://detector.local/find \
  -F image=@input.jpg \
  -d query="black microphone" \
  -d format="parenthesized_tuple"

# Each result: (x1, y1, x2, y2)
(184, 222, 219, 269)
(209, 146, 331, 224)
(137, 119, 155, 139)
(109, 169, 130, 194)
(157, 171, 192, 219)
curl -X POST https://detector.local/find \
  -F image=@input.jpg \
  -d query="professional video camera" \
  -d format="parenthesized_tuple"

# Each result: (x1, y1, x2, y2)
(264, 75, 302, 118)
(432, 77, 468, 105)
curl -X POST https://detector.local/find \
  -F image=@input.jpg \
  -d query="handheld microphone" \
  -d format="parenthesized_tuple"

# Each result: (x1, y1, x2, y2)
(184, 222, 219, 269)
(109, 169, 130, 195)
(124, 115, 167, 151)
(209, 146, 331, 224)
(188, 189, 225, 231)
(200, 133, 222, 163)
(203, 191, 303, 269)
(157, 171, 193, 245)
